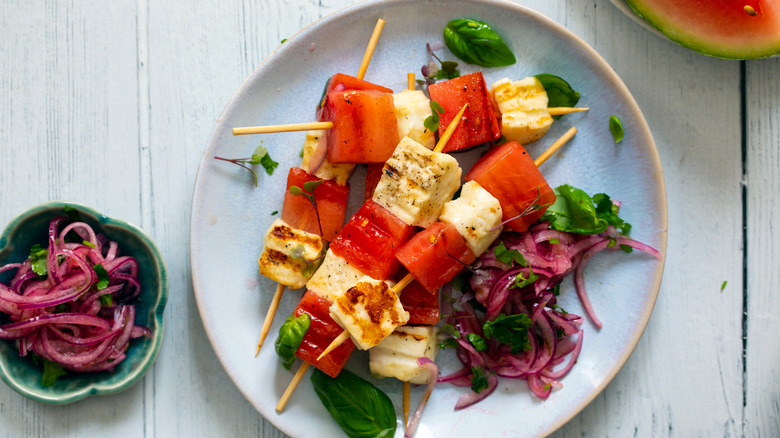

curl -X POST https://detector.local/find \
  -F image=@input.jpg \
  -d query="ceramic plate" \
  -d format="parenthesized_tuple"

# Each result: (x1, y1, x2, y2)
(190, 0, 667, 436)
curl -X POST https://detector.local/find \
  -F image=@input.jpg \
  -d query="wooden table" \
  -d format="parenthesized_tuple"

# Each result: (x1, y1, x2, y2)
(1, 0, 777, 436)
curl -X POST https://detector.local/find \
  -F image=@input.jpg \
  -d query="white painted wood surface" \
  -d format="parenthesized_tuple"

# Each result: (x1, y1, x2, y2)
(0, 0, 777, 436)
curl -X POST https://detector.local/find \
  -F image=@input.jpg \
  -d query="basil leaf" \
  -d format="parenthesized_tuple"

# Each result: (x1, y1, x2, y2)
(443, 19, 516, 67)
(483, 313, 532, 354)
(311, 368, 396, 438)
(609, 115, 624, 143)
(512, 268, 538, 289)
(274, 314, 310, 370)
(494, 241, 527, 266)
(534, 74, 581, 119)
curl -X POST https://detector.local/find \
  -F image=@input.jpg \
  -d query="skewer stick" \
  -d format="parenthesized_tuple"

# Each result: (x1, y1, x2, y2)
(548, 107, 589, 116)
(407, 73, 415, 91)
(276, 361, 311, 412)
(357, 19, 386, 80)
(403, 381, 411, 429)
(255, 283, 286, 356)
(432, 104, 469, 154)
(232, 121, 333, 136)
(534, 126, 577, 167)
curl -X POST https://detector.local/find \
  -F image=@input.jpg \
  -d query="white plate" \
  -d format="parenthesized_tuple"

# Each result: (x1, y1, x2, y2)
(190, 0, 668, 436)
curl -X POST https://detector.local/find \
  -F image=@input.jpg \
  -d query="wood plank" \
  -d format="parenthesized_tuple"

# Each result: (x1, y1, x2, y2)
(553, 2, 744, 436)
(744, 56, 780, 435)
(0, 1, 143, 437)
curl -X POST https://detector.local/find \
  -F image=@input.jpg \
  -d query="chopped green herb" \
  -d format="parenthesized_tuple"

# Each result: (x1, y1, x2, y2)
(99, 294, 114, 306)
(483, 313, 532, 354)
(609, 115, 624, 143)
(32, 355, 68, 387)
(271, 210, 278, 216)
(720, 280, 728, 292)
(82, 240, 96, 248)
(466, 333, 487, 351)
(494, 241, 527, 266)
(29, 244, 48, 277)
(280, 38, 287, 44)
(93, 264, 110, 290)
(470, 366, 490, 394)
(63, 206, 82, 221)
(549, 238, 560, 244)
(512, 268, 538, 289)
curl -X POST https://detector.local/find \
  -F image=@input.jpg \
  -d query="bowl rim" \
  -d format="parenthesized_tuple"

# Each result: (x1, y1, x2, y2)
(0, 200, 168, 404)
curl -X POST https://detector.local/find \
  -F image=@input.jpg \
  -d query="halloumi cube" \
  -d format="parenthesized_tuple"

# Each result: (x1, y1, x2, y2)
(299, 130, 355, 186)
(372, 137, 461, 228)
(257, 219, 325, 289)
(439, 181, 503, 256)
(393, 90, 435, 150)
(329, 276, 409, 350)
(369, 326, 439, 384)
(491, 77, 553, 145)
(306, 249, 365, 302)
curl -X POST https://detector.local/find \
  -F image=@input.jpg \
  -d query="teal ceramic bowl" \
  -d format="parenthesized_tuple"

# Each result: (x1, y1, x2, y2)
(0, 201, 167, 404)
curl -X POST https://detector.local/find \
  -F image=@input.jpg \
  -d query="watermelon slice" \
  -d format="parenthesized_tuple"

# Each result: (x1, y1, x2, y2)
(624, 0, 780, 59)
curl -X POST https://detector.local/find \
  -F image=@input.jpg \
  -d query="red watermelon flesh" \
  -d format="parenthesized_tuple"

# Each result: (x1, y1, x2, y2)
(625, 0, 780, 59)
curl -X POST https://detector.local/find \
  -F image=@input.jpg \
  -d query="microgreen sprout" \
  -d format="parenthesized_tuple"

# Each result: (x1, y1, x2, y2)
(490, 187, 552, 231)
(214, 145, 279, 187)
(289, 180, 324, 236)
(424, 100, 445, 132)
(288, 243, 326, 277)
(419, 43, 460, 85)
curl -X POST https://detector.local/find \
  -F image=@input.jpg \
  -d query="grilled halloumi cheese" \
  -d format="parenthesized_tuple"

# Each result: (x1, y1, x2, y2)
(439, 181, 503, 256)
(329, 276, 409, 350)
(306, 249, 365, 302)
(491, 76, 553, 145)
(372, 137, 461, 228)
(299, 130, 355, 186)
(393, 90, 435, 150)
(257, 219, 325, 289)
(369, 325, 439, 384)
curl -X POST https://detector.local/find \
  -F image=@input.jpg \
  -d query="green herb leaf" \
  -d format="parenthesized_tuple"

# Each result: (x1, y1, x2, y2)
(512, 268, 538, 289)
(280, 38, 287, 44)
(63, 206, 82, 221)
(541, 184, 635, 235)
(303, 179, 323, 193)
(99, 294, 114, 306)
(424, 100, 445, 132)
(494, 241, 527, 266)
(41, 360, 67, 387)
(82, 240, 96, 248)
(274, 314, 310, 370)
(483, 313, 532, 354)
(720, 281, 728, 292)
(289, 186, 305, 196)
(534, 74, 581, 119)
(466, 333, 487, 351)
(311, 368, 396, 438)
(470, 366, 490, 394)
(443, 19, 516, 67)
(28, 244, 48, 277)
(259, 153, 279, 175)
(609, 115, 624, 143)
(93, 264, 110, 290)
(271, 210, 278, 216)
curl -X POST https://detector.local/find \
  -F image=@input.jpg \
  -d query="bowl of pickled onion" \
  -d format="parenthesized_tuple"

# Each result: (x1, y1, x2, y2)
(0, 201, 167, 404)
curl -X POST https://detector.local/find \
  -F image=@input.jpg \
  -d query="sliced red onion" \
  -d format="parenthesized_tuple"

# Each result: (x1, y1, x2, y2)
(404, 358, 439, 438)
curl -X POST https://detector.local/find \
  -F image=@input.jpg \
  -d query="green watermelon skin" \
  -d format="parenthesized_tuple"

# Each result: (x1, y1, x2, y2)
(625, 0, 780, 59)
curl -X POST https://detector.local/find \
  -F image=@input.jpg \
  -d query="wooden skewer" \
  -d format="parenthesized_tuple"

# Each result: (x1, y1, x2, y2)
(255, 283, 286, 356)
(433, 104, 469, 154)
(403, 381, 411, 429)
(357, 19, 386, 80)
(276, 361, 310, 412)
(232, 121, 333, 136)
(534, 126, 577, 167)
(548, 107, 589, 116)
(407, 72, 415, 91)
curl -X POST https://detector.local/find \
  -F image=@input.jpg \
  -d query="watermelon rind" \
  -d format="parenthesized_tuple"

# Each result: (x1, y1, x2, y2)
(624, 0, 780, 60)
